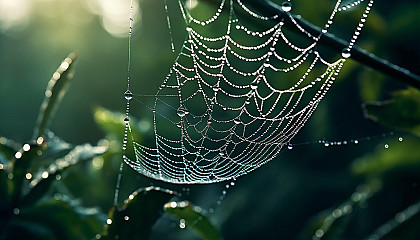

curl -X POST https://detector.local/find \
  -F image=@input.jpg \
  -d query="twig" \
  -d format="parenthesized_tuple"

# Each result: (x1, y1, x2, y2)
(201, 0, 420, 89)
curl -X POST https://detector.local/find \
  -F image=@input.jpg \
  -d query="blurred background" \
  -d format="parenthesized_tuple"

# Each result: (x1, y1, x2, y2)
(0, 0, 419, 239)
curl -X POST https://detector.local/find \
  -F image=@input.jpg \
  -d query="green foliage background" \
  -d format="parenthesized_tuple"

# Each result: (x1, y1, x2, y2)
(0, 0, 419, 239)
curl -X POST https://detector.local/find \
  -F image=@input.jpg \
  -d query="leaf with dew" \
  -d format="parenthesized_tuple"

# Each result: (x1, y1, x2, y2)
(363, 87, 420, 136)
(0, 137, 20, 163)
(164, 201, 221, 240)
(9, 199, 102, 240)
(100, 186, 175, 240)
(94, 107, 144, 143)
(33, 52, 78, 140)
(19, 143, 107, 207)
(10, 143, 44, 204)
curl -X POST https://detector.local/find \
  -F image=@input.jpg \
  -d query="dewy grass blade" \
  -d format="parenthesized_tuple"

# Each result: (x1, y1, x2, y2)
(32, 52, 78, 140)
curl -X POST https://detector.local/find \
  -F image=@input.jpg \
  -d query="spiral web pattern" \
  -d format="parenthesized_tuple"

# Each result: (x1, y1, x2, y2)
(122, 0, 374, 184)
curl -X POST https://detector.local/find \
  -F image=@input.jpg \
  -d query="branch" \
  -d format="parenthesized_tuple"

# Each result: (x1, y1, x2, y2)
(201, 0, 420, 89)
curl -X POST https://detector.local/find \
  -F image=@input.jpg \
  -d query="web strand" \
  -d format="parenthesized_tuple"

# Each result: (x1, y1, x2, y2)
(123, 0, 374, 184)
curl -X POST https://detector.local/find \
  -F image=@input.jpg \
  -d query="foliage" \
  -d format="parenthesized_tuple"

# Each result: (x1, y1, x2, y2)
(0, 0, 419, 240)
(165, 201, 221, 240)
(99, 187, 175, 240)
(0, 55, 106, 240)
(0, 54, 220, 240)
(363, 88, 420, 136)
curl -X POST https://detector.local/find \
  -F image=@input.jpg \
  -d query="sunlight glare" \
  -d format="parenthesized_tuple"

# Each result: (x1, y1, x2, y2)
(85, 0, 141, 37)
(0, 0, 31, 33)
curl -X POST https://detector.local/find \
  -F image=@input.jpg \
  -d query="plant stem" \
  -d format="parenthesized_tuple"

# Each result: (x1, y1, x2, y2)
(201, 0, 420, 89)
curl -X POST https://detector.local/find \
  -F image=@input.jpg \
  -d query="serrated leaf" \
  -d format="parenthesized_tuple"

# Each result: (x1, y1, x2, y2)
(33, 52, 78, 139)
(100, 186, 175, 240)
(363, 87, 420, 136)
(165, 201, 221, 240)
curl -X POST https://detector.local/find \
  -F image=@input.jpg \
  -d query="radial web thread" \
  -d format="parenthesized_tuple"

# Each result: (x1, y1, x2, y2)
(122, 0, 374, 184)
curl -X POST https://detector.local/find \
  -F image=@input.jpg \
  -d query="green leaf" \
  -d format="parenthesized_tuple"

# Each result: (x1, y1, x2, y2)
(165, 201, 221, 240)
(9, 199, 102, 240)
(20, 143, 107, 207)
(94, 107, 144, 142)
(352, 137, 420, 179)
(0, 165, 11, 212)
(100, 186, 175, 240)
(0, 137, 19, 164)
(10, 143, 44, 204)
(33, 52, 78, 140)
(298, 183, 382, 240)
(363, 87, 420, 136)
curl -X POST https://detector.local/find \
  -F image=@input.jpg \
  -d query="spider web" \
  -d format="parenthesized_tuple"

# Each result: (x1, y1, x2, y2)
(122, 0, 373, 184)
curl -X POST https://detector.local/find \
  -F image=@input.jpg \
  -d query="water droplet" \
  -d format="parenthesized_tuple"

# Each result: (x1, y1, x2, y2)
(41, 171, 49, 179)
(354, 140, 359, 144)
(13, 208, 20, 215)
(234, 119, 241, 125)
(25, 173, 32, 180)
(124, 216, 130, 221)
(124, 117, 130, 123)
(287, 144, 293, 150)
(186, 27, 192, 32)
(179, 219, 186, 229)
(222, 190, 226, 195)
(384, 144, 389, 149)
(315, 229, 324, 238)
(124, 90, 133, 100)
(398, 137, 403, 142)
(23, 144, 30, 152)
(177, 107, 187, 117)
(15, 152, 22, 159)
(213, 86, 219, 92)
(250, 82, 258, 90)
(230, 181, 235, 186)
(332, 209, 342, 218)
(281, 1, 292, 12)
(106, 219, 112, 225)
(341, 48, 351, 58)
(219, 152, 225, 157)
(395, 212, 406, 223)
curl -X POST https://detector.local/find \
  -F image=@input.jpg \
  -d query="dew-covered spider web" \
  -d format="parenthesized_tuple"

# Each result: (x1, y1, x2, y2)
(122, 0, 374, 184)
